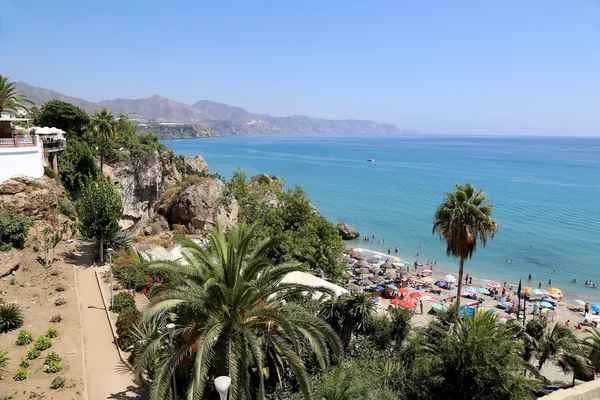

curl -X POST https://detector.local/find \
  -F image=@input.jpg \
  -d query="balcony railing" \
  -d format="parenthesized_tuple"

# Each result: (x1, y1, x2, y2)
(0, 136, 38, 148)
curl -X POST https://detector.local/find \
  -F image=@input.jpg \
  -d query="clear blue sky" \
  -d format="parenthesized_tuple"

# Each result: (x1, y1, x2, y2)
(2, 0, 599, 136)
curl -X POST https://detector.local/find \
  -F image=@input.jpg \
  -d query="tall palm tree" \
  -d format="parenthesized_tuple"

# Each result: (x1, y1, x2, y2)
(0, 75, 34, 115)
(536, 323, 580, 370)
(319, 292, 375, 349)
(133, 223, 342, 400)
(432, 182, 498, 310)
(89, 108, 116, 171)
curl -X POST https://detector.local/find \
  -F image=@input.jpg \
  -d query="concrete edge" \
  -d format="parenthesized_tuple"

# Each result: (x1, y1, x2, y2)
(540, 378, 600, 399)
(93, 269, 134, 372)
(74, 265, 90, 400)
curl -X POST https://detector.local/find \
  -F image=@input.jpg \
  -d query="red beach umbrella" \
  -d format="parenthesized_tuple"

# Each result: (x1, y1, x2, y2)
(400, 298, 416, 309)
(390, 298, 402, 305)
(410, 292, 422, 299)
(398, 287, 411, 294)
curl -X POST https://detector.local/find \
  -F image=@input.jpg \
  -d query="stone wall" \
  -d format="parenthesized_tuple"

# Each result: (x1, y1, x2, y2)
(541, 380, 600, 400)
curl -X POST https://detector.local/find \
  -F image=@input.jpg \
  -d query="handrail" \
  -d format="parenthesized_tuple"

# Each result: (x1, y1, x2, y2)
(0, 136, 38, 148)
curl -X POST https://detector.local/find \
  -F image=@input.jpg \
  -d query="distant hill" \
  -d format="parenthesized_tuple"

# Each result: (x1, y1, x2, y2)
(16, 82, 406, 136)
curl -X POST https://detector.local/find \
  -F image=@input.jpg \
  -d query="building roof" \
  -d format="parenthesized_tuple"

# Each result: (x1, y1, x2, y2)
(280, 271, 347, 298)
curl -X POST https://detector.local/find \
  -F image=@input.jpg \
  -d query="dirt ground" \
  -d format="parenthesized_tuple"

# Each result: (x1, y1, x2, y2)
(0, 240, 86, 400)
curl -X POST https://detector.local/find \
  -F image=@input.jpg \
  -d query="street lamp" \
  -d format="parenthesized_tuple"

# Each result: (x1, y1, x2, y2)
(215, 376, 231, 400)
(166, 323, 178, 399)
(107, 248, 114, 309)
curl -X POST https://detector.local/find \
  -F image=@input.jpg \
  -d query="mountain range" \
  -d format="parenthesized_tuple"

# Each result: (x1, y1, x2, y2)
(17, 81, 404, 137)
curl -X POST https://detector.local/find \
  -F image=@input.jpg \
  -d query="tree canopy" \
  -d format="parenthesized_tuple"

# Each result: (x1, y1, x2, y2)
(34, 100, 90, 137)
(0, 75, 34, 114)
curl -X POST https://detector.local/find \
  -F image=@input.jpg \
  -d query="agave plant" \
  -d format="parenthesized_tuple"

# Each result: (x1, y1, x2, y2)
(0, 303, 24, 333)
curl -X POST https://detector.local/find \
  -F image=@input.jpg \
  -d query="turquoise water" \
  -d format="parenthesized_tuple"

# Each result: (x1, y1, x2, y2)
(162, 134, 600, 301)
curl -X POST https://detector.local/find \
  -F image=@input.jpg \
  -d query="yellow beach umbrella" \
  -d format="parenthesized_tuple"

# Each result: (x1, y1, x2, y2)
(392, 257, 401, 262)
(548, 287, 562, 294)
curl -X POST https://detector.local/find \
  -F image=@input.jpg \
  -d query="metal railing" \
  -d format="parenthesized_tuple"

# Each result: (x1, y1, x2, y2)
(0, 136, 37, 148)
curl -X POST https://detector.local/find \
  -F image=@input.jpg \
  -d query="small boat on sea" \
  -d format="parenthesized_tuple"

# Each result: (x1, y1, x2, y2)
(367, 158, 375, 162)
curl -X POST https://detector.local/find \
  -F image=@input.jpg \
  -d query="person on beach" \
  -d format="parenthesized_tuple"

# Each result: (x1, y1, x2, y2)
(387, 248, 391, 255)
(549, 279, 552, 285)
(538, 282, 542, 288)
(585, 303, 590, 314)
(503, 282, 507, 288)
(528, 273, 532, 280)
(565, 320, 571, 327)
(465, 274, 469, 285)
(469, 276, 473, 285)
(419, 300, 423, 314)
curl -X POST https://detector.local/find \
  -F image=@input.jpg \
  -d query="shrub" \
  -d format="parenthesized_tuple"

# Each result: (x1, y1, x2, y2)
(45, 360, 63, 373)
(10, 277, 16, 285)
(19, 357, 29, 368)
(58, 198, 76, 221)
(35, 336, 52, 351)
(55, 284, 66, 292)
(47, 327, 59, 338)
(44, 166, 60, 181)
(16, 330, 34, 346)
(33, 244, 39, 252)
(13, 368, 27, 380)
(50, 375, 66, 389)
(55, 297, 66, 306)
(0, 207, 31, 249)
(0, 303, 24, 332)
(172, 223, 189, 235)
(45, 351, 61, 364)
(0, 348, 8, 377)
(50, 314, 63, 323)
(111, 292, 136, 313)
(26, 347, 40, 360)
(116, 307, 142, 351)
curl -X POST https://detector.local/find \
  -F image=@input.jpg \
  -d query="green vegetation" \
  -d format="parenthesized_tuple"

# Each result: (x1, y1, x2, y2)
(47, 327, 59, 338)
(42, 227, 64, 267)
(89, 108, 116, 171)
(133, 223, 341, 399)
(0, 303, 24, 332)
(16, 330, 34, 346)
(111, 292, 136, 314)
(76, 176, 123, 264)
(10, 277, 16, 285)
(432, 182, 498, 309)
(35, 100, 90, 138)
(227, 169, 346, 280)
(113, 248, 182, 294)
(13, 368, 27, 381)
(58, 138, 99, 192)
(26, 347, 40, 360)
(19, 357, 29, 369)
(45, 360, 63, 373)
(45, 351, 61, 364)
(116, 307, 142, 351)
(58, 198, 77, 220)
(55, 284, 66, 292)
(54, 297, 66, 306)
(50, 376, 66, 389)
(0, 349, 8, 378)
(34, 335, 52, 351)
(0, 207, 31, 250)
(50, 314, 63, 323)
(0, 75, 34, 114)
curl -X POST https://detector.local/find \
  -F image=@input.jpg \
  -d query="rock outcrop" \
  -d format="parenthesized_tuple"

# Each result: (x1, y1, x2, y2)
(184, 155, 209, 175)
(169, 178, 238, 233)
(0, 179, 26, 195)
(337, 222, 360, 240)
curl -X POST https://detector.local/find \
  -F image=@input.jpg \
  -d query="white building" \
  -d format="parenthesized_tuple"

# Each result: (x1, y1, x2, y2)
(0, 115, 45, 183)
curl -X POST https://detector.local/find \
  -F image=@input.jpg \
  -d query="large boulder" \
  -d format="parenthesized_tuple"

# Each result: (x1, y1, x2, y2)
(169, 178, 238, 233)
(184, 155, 209, 175)
(337, 222, 360, 240)
(0, 179, 26, 195)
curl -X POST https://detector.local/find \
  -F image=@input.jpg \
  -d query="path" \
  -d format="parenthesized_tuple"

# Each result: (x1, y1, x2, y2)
(77, 266, 145, 399)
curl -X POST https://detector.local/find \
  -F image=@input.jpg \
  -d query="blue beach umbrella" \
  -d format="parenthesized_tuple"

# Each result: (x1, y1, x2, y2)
(477, 288, 490, 295)
(386, 284, 398, 291)
(434, 280, 447, 287)
(542, 297, 559, 305)
(539, 301, 553, 308)
(374, 286, 384, 291)
(532, 289, 544, 295)
(575, 299, 586, 306)
(466, 287, 477, 293)
(591, 304, 600, 313)
(402, 261, 410, 265)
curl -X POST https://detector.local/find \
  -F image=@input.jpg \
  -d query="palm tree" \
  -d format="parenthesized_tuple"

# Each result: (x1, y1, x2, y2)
(319, 292, 375, 349)
(133, 223, 342, 400)
(0, 75, 34, 115)
(556, 351, 590, 387)
(536, 323, 580, 370)
(432, 182, 498, 310)
(89, 108, 116, 171)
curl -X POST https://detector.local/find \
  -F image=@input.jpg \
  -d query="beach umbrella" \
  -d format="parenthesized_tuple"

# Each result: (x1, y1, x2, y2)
(374, 254, 383, 259)
(422, 269, 432, 274)
(391, 298, 402, 305)
(434, 280, 447, 287)
(532, 289, 544, 295)
(359, 279, 372, 286)
(431, 303, 448, 312)
(444, 274, 457, 283)
(371, 275, 384, 283)
(392, 257, 401, 262)
(357, 267, 370, 275)
(386, 271, 397, 280)
(347, 283, 361, 292)
(591, 304, 600, 313)
(356, 260, 368, 268)
(356, 254, 366, 261)
(402, 261, 410, 265)
(369, 265, 381, 273)
(381, 262, 394, 269)
(374, 285, 384, 291)
(539, 301, 553, 308)
(410, 291, 422, 298)
(541, 290, 551, 296)
(466, 287, 477, 293)
(523, 287, 532, 294)
(487, 281, 501, 288)
(548, 287, 562, 294)
(542, 297, 559, 305)
(477, 288, 490, 295)
(575, 299, 586, 306)
(398, 287, 411, 294)
(392, 262, 403, 268)
(386, 284, 398, 291)
(367, 257, 380, 264)
(400, 298, 417, 309)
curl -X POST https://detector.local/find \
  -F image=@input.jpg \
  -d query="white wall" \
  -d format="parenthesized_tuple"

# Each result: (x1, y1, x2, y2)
(0, 139, 44, 183)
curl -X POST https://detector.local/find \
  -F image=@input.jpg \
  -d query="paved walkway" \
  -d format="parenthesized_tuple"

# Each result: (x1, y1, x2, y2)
(77, 267, 145, 399)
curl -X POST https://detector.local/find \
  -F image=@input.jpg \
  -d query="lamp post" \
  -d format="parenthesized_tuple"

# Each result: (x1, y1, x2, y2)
(166, 323, 177, 399)
(214, 376, 231, 400)
(107, 248, 114, 309)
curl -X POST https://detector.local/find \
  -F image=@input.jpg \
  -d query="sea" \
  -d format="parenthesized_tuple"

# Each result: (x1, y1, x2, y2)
(162, 134, 600, 302)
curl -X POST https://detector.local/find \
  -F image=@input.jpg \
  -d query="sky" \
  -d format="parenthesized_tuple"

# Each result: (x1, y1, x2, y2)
(2, 0, 599, 136)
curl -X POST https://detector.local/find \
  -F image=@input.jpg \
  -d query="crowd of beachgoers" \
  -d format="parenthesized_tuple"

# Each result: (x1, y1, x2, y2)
(342, 247, 600, 333)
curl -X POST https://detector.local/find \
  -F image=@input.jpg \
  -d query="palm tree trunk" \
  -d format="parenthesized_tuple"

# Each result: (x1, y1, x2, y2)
(99, 237, 104, 264)
(455, 256, 465, 311)
(100, 153, 104, 172)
